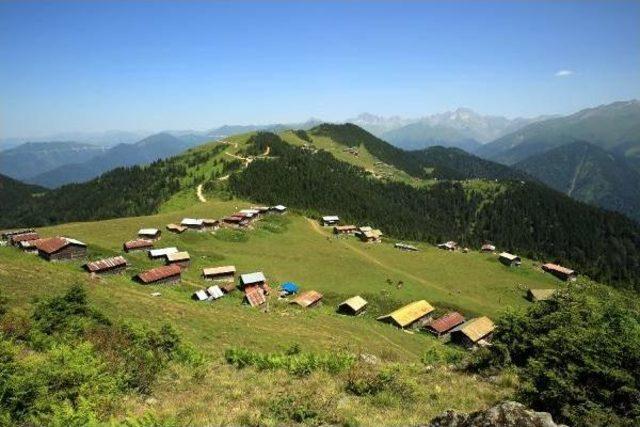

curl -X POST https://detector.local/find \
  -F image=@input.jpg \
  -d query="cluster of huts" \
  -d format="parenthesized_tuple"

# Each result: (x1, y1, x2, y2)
(323, 216, 384, 243)
(2, 208, 578, 351)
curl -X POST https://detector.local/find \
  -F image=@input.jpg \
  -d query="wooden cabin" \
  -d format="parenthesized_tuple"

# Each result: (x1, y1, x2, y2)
(424, 312, 465, 340)
(291, 290, 323, 308)
(270, 205, 287, 214)
(123, 239, 154, 253)
(84, 256, 128, 275)
(395, 242, 419, 252)
(451, 316, 495, 348)
(499, 252, 521, 267)
(166, 223, 187, 234)
(244, 286, 267, 307)
(136, 264, 182, 285)
(333, 225, 357, 235)
(181, 218, 205, 231)
(165, 251, 190, 268)
(239, 272, 267, 290)
(35, 237, 87, 262)
(148, 247, 178, 260)
(1, 228, 35, 241)
(337, 296, 368, 315)
(202, 219, 220, 230)
(18, 239, 40, 253)
(437, 241, 457, 251)
(321, 215, 340, 226)
(527, 288, 557, 302)
(203, 265, 236, 282)
(359, 228, 383, 243)
(481, 244, 496, 252)
(542, 263, 577, 281)
(138, 228, 161, 240)
(223, 215, 249, 228)
(377, 300, 435, 329)
(9, 232, 40, 247)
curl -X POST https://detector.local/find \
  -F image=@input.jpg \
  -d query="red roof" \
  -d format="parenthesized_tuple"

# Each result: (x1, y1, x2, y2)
(124, 239, 154, 250)
(85, 256, 127, 272)
(35, 237, 85, 254)
(10, 232, 40, 243)
(426, 312, 465, 334)
(244, 286, 267, 307)
(137, 264, 181, 284)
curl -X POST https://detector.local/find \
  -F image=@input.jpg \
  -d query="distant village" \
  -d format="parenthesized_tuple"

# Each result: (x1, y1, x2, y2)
(0, 208, 577, 350)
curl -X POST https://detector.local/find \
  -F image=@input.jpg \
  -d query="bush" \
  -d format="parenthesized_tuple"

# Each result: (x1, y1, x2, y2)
(345, 364, 417, 401)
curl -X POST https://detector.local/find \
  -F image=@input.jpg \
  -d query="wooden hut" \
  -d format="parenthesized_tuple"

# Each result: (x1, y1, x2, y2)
(148, 247, 178, 260)
(239, 272, 267, 290)
(166, 223, 187, 234)
(203, 265, 236, 282)
(437, 241, 457, 251)
(424, 312, 465, 340)
(138, 228, 161, 240)
(337, 296, 368, 315)
(181, 218, 205, 231)
(84, 256, 128, 275)
(9, 232, 40, 247)
(395, 242, 418, 252)
(499, 252, 521, 267)
(1, 228, 35, 241)
(377, 300, 435, 329)
(481, 244, 496, 252)
(165, 251, 190, 268)
(123, 239, 154, 252)
(451, 316, 495, 348)
(333, 225, 357, 235)
(270, 205, 287, 214)
(135, 264, 181, 285)
(291, 290, 323, 308)
(357, 227, 383, 243)
(202, 219, 220, 230)
(321, 215, 340, 226)
(35, 237, 87, 261)
(244, 286, 267, 307)
(542, 263, 576, 281)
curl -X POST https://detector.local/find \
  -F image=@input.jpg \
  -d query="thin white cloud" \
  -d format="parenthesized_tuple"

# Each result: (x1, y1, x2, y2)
(555, 69, 574, 77)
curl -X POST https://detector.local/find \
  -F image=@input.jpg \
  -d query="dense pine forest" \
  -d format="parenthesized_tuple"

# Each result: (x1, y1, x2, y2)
(230, 132, 640, 290)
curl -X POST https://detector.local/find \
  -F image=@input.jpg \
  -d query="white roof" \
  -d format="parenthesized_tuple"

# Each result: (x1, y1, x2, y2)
(166, 251, 190, 262)
(138, 228, 159, 235)
(181, 218, 204, 226)
(241, 272, 266, 285)
(322, 215, 339, 221)
(272, 205, 286, 211)
(240, 209, 260, 215)
(63, 237, 86, 246)
(206, 285, 224, 299)
(499, 252, 520, 261)
(148, 247, 178, 257)
(193, 290, 209, 301)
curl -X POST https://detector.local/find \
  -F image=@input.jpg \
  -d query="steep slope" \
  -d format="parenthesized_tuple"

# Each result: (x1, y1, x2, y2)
(0, 141, 106, 181)
(27, 133, 195, 188)
(478, 100, 640, 165)
(515, 142, 640, 222)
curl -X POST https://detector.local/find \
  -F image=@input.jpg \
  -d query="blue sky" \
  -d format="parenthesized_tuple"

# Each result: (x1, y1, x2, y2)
(1, 1, 639, 138)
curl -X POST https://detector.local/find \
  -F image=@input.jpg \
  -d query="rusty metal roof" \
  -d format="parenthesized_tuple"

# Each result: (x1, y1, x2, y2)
(377, 300, 435, 328)
(426, 312, 465, 334)
(85, 256, 127, 272)
(35, 237, 86, 254)
(203, 265, 236, 276)
(542, 263, 575, 275)
(244, 286, 267, 307)
(124, 239, 154, 250)
(137, 264, 181, 284)
(10, 232, 40, 243)
(292, 290, 323, 308)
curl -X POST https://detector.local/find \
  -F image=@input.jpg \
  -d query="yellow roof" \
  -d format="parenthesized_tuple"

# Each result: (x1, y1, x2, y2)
(377, 300, 434, 327)
(528, 288, 556, 301)
(339, 296, 368, 312)
(457, 316, 495, 342)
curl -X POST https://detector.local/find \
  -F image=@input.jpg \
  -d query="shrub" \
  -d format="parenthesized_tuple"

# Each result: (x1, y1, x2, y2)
(345, 364, 417, 401)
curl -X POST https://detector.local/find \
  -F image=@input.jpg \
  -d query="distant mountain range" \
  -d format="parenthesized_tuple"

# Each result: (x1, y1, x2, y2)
(348, 109, 551, 152)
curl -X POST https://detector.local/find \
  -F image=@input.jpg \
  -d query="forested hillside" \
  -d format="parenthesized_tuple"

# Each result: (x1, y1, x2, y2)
(230, 132, 640, 290)
(515, 141, 640, 222)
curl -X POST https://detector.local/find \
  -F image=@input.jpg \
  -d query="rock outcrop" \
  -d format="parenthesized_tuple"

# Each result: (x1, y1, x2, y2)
(425, 401, 567, 427)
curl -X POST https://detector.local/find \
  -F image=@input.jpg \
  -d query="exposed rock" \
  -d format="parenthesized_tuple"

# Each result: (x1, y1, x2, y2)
(424, 401, 567, 427)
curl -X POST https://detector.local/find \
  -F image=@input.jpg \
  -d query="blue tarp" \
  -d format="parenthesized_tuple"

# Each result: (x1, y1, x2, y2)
(281, 282, 299, 294)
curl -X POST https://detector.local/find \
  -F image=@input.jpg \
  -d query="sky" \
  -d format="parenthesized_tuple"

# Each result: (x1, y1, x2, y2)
(1, 1, 639, 138)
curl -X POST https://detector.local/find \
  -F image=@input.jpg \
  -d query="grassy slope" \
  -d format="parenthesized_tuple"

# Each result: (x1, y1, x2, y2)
(1, 130, 573, 424)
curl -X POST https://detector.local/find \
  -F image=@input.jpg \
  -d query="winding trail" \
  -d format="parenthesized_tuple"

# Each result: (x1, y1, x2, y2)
(196, 184, 207, 202)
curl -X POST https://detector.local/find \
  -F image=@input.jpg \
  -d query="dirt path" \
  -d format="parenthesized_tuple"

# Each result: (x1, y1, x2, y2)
(196, 184, 207, 202)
